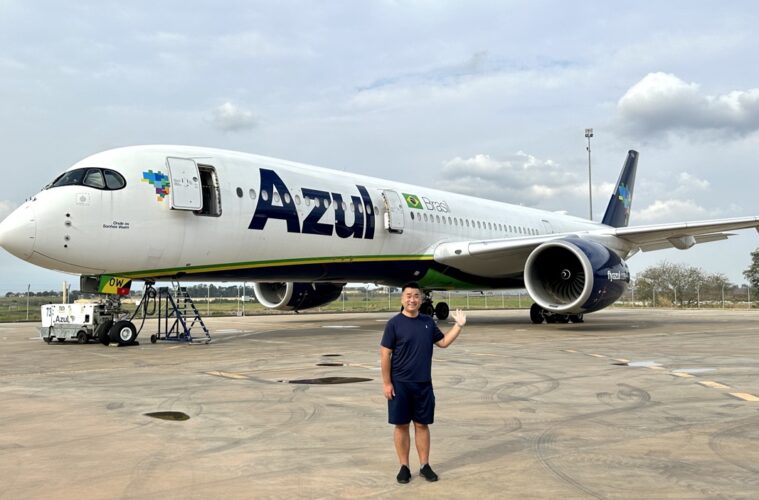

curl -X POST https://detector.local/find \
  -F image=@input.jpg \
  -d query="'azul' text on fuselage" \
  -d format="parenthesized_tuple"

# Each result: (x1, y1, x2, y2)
(249, 169, 375, 239)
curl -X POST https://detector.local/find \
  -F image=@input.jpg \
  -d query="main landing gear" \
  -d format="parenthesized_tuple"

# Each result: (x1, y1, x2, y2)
(530, 303, 584, 324)
(419, 291, 450, 320)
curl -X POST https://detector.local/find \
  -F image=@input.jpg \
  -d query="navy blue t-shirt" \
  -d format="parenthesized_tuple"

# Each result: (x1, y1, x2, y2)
(381, 313, 444, 382)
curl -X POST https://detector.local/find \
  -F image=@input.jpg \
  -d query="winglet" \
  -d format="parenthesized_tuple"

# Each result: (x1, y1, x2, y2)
(601, 150, 638, 228)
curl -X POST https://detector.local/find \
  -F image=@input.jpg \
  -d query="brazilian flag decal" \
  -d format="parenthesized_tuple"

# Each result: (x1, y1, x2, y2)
(403, 193, 423, 209)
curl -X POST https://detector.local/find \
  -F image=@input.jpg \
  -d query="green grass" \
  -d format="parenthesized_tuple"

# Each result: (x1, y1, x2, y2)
(1, 291, 754, 323)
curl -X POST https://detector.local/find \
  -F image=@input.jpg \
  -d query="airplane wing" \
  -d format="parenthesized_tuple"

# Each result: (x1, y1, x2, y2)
(433, 216, 759, 277)
(610, 216, 759, 251)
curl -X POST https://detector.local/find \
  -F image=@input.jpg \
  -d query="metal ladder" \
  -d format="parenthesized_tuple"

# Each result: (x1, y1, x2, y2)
(153, 283, 211, 344)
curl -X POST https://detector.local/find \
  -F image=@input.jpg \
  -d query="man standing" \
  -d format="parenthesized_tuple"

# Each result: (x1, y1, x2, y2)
(380, 282, 466, 484)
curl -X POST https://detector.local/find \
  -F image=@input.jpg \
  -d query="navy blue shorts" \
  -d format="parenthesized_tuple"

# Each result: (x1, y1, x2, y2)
(388, 381, 435, 425)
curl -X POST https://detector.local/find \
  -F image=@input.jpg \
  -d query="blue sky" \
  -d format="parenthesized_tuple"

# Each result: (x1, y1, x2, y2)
(2, 1, 759, 292)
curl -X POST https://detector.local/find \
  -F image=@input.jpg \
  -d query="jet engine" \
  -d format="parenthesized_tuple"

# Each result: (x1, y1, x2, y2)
(252, 282, 345, 311)
(524, 238, 629, 315)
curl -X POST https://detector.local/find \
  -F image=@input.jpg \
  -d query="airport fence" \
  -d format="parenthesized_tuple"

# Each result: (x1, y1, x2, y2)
(1, 283, 756, 323)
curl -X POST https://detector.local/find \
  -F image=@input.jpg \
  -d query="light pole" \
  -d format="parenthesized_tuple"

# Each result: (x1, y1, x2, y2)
(585, 128, 594, 220)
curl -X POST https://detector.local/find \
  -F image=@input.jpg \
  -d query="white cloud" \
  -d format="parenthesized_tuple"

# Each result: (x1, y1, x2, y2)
(437, 152, 586, 209)
(210, 102, 256, 132)
(618, 72, 759, 137)
(634, 199, 714, 223)
(676, 172, 709, 192)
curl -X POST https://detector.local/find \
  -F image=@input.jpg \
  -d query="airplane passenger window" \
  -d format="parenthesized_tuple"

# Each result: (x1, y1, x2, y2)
(83, 169, 105, 189)
(103, 170, 126, 190)
(424, 213, 428, 222)
(262, 190, 269, 201)
(357, 202, 363, 214)
(305, 197, 311, 206)
(410, 212, 415, 220)
(249, 189, 257, 200)
(274, 193, 280, 203)
(284, 193, 291, 204)
(236, 187, 243, 198)
(294, 194, 300, 205)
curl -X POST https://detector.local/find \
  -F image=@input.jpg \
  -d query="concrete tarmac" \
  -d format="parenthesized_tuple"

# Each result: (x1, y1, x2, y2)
(1, 308, 759, 499)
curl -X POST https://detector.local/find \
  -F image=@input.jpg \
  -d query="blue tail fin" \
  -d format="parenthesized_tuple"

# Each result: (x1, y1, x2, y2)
(601, 150, 638, 228)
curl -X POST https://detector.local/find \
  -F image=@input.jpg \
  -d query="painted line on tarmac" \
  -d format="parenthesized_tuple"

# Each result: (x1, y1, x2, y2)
(729, 392, 759, 402)
(699, 380, 730, 389)
(567, 349, 758, 403)
(205, 371, 250, 380)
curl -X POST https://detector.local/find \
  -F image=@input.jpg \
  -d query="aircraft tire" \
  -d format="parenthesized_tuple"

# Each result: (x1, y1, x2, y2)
(420, 302, 434, 316)
(435, 302, 450, 320)
(96, 320, 113, 345)
(529, 304, 544, 324)
(569, 314, 584, 323)
(110, 320, 137, 346)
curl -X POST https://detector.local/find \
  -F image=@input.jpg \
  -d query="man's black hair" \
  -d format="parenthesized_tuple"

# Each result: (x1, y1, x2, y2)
(401, 282, 421, 292)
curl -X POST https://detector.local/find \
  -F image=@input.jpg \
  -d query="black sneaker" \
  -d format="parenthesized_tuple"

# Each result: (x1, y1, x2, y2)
(397, 465, 411, 484)
(420, 464, 438, 482)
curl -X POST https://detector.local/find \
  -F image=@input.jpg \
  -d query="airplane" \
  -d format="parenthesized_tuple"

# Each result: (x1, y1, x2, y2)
(1, 145, 758, 344)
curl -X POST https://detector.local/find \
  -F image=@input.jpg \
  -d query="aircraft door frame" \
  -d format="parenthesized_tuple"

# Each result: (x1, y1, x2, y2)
(381, 190, 405, 233)
(167, 157, 202, 211)
(541, 219, 554, 234)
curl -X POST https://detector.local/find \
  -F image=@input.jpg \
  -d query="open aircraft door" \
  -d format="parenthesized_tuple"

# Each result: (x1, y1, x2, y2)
(381, 190, 405, 233)
(167, 157, 202, 210)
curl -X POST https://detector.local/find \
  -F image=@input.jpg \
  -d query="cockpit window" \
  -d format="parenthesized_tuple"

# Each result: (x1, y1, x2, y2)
(46, 167, 127, 191)
(84, 169, 105, 188)
(103, 169, 126, 189)
(51, 169, 86, 187)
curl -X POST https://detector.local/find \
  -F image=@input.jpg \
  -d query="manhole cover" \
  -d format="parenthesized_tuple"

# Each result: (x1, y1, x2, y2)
(286, 377, 372, 385)
(144, 411, 190, 421)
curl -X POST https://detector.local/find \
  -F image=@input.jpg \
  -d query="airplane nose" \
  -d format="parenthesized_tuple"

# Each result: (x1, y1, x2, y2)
(0, 203, 36, 260)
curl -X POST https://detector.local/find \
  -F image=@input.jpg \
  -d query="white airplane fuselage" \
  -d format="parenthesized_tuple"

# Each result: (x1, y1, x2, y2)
(3, 145, 757, 317)
(4, 145, 603, 288)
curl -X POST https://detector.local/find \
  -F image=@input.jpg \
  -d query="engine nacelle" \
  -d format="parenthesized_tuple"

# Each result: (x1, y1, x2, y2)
(252, 282, 345, 311)
(524, 238, 629, 314)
